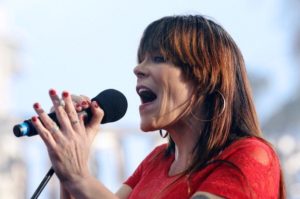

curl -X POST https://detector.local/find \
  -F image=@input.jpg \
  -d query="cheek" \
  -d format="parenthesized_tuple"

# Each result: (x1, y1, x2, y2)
(160, 87, 193, 122)
(159, 89, 169, 114)
(160, 86, 184, 111)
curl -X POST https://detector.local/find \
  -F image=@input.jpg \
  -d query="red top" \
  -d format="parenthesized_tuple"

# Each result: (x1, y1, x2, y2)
(124, 137, 280, 199)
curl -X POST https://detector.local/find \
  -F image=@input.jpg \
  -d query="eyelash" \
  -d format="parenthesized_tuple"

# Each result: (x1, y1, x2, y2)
(152, 56, 166, 63)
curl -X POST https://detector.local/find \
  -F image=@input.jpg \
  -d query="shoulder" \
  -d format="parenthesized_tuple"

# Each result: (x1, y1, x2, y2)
(152, 143, 168, 153)
(135, 143, 168, 168)
(227, 136, 273, 150)
(197, 137, 281, 198)
(145, 143, 168, 161)
(123, 143, 168, 188)
(220, 137, 279, 167)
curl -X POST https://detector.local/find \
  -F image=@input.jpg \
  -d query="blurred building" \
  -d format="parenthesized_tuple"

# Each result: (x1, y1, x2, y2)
(261, 1, 300, 198)
(1, 1, 300, 198)
(0, 5, 27, 199)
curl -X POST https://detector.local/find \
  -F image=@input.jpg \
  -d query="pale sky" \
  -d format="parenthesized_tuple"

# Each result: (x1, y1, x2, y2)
(2, 0, 298, 198)
(3, 0, 296, 127)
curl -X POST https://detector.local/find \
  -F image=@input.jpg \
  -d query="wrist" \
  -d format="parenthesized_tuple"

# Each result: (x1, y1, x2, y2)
(62, 174, 93, 197)
(62, 175, 118, 199)
(56, 165, 90, 186)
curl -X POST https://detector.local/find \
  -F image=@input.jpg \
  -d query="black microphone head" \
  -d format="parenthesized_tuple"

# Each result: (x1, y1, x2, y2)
(92, 89, 128, 124)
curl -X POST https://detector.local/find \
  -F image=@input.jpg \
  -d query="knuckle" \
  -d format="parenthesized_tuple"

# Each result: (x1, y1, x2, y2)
(96, 108, 104, 118)
(43, 131, 52, 139)
(99, 107, 104, 115)
(67, 111, 77, 118)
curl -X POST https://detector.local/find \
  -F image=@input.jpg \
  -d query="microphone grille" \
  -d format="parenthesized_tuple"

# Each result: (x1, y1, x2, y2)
(92, 89, 128, 124)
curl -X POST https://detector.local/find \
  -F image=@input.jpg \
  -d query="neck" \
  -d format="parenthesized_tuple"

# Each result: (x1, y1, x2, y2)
(165, 116, 203, 175)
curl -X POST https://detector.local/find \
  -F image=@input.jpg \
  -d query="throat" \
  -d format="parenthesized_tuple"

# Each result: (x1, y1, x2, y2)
(168, 144, 194, 176)
(168, 158, 191, 176)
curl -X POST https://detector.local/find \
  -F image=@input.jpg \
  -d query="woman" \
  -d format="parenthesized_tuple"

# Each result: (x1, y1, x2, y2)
(31, 15, 285, 198)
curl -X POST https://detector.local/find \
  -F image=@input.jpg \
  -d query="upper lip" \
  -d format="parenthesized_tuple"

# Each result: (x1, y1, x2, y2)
(136, 85, 154, 95)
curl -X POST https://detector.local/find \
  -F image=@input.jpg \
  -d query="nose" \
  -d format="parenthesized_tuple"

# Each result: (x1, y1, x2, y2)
(134, 62, 148, 79)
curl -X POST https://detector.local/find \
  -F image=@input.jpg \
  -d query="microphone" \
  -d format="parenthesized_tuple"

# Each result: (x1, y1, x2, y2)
(13, 89, 128, 137)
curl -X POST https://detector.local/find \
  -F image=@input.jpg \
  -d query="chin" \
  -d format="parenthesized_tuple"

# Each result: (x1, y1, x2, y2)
(140, 124, 155, 132)
(140, 120, 158, 132)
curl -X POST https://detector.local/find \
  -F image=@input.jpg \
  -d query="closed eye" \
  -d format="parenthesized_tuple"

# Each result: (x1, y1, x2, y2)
(152, 55, 166, 63)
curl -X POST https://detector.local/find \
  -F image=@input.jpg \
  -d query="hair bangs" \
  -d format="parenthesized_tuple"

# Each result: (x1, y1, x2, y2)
(137, 17, 176, 63)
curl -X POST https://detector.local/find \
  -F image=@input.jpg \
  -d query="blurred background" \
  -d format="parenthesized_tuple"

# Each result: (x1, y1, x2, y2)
(0, 0, 299, 198)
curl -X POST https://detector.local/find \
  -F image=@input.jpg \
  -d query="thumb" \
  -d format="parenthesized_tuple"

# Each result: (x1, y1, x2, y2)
(85, 101, 104, 136)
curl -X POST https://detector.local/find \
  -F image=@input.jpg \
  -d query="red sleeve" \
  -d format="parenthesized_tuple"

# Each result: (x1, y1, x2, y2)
(123, 144, 167, 189)
(198, 138, 280, 199)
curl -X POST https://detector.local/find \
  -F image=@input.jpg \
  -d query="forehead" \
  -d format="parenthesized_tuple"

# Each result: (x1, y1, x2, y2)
(138, 22, 171, 58)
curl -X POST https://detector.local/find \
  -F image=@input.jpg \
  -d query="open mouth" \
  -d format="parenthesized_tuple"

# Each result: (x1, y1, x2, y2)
(137, 87, 157, 104)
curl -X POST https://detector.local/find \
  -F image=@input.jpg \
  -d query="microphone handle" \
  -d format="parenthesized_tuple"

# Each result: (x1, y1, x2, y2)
(14, 108, 92, 137)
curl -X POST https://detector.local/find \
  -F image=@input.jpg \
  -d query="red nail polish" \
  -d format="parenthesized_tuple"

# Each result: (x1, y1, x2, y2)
(93, 101, 99, 108)
(32, 116, 38, 122)
(49, 89, 56, 96)
(33, 102, 40, 109)
(62, 91, 69, 98)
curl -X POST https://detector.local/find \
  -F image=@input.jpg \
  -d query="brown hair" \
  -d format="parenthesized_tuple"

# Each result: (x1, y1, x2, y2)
(138, 15, 286, 198)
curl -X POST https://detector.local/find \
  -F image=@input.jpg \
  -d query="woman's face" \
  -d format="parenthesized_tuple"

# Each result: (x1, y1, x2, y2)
(134, 53, 195, 132)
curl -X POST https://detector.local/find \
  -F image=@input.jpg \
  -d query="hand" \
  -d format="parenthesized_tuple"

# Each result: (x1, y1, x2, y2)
(69, 94, 101, 143)
(31, 89, 104, 186)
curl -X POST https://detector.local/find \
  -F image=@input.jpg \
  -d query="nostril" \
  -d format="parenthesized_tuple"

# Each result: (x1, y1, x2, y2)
(134, 67, 147, 78)
(136, 71, 146, 78)
(134, 62, 150, 79)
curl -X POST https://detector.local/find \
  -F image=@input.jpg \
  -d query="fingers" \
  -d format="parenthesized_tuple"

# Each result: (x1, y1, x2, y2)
(32, 103, 61, 148)
(32, 89, 104, 141)
(48, 89, 92, 135)
(70, 94, 104, 130)
(31, 116, 54, 147)
(49, 89, 71, 131)
(71, 95, 103, 137)
(71, 94, 83, 112)
(62, 91, 83, 132)
(72, 94, 91, 112)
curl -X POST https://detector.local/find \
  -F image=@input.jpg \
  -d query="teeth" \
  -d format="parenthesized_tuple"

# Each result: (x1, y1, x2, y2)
(138, 88, 149, 94)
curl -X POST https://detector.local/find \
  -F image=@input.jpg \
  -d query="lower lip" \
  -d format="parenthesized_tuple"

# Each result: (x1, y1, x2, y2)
(139, 100, 156, 112)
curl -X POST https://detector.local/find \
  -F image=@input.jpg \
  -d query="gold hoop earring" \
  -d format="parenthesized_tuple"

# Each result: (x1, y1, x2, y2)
(159, 129, 168, 138)
(191, 90, 226, 122)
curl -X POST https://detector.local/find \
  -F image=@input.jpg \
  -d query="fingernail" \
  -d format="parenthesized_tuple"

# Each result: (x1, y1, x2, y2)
(33, 102, 40, 109)
(62, 91, 69, 98)
(49, 89, 56, 96)
(81, 101, 88, 106)
(93, 101, 99, 108)
(31, 116, 38, 122)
